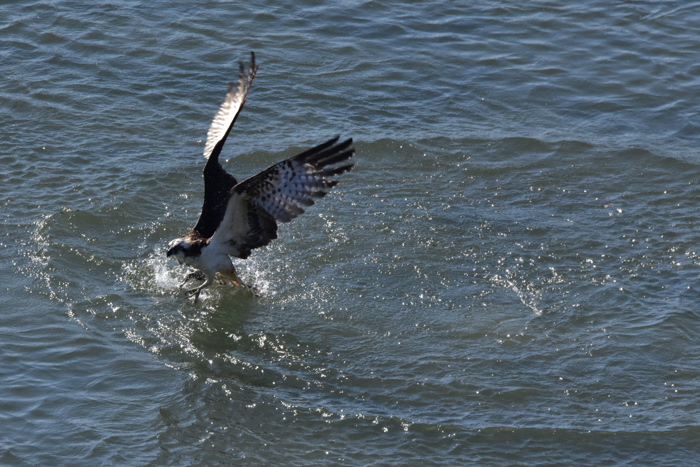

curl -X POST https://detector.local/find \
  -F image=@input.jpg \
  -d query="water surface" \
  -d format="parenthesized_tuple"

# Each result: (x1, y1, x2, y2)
(3, 1, 700, 465)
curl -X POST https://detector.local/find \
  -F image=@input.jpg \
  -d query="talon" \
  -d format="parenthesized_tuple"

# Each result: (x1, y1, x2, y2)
(180, 270, 206, 287)
(185, 286, 204, 303)
(244, 283, 261, 297)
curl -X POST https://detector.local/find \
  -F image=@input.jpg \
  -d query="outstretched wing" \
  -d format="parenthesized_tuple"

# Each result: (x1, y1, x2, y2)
(192, 52, 258, 239)
(203, 52, 258, 161)
(209, 136, 355, 259)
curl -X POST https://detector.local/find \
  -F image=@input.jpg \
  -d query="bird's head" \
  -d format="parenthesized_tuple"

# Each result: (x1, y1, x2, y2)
(166, 238, 191, 265)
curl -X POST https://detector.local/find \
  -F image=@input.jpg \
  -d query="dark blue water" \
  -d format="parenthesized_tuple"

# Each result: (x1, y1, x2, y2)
(3, 1, 700, 465)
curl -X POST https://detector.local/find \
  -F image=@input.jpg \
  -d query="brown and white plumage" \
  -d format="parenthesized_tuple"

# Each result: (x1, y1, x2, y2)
(210, 136, 354, 259)
(166, 53, 355, 301)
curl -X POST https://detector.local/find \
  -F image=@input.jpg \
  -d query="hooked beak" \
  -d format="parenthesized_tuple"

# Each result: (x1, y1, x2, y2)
(166, 245, 183, 264)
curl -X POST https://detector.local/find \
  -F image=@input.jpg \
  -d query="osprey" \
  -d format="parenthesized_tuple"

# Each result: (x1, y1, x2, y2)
(167, 52, 355, 302)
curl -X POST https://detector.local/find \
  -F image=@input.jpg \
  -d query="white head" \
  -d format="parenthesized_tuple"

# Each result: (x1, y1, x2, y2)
(166, 238, 192, 265)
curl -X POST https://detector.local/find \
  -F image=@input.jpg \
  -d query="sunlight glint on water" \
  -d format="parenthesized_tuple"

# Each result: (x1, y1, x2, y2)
(3, 1, 700, 465)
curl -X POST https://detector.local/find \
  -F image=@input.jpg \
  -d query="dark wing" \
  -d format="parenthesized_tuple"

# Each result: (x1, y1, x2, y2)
(208, 136, 355, 259)
(192, 52, 258, 239)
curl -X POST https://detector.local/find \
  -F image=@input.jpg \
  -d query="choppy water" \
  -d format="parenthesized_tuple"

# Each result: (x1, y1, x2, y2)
(4, 1, 700, 465)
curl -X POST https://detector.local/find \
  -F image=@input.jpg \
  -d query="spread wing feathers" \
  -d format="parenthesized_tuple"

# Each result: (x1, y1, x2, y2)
(209, 137, 354, 259)
(203, 52, 258, 161)
(242, 136, 354, 222)
(193, 52, 256, 239)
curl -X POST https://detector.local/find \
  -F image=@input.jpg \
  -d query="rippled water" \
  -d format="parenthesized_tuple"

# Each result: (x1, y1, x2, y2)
(4, 1, 700, 465)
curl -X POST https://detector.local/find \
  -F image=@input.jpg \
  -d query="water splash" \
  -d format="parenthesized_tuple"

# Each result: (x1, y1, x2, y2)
(488, 270, 543, 315)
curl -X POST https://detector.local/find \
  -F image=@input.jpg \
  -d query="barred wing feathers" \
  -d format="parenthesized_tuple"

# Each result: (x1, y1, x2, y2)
(209, 137, 354, 259)
(203, 52, 258, 161)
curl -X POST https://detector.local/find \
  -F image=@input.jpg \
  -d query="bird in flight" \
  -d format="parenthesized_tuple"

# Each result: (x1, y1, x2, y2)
(167, 52, 355, 302)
